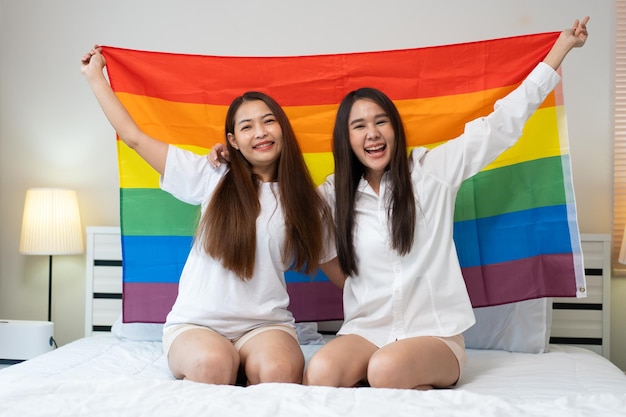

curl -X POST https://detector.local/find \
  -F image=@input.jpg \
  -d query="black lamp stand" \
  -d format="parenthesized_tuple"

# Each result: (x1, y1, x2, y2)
(47, 255, 53, 322)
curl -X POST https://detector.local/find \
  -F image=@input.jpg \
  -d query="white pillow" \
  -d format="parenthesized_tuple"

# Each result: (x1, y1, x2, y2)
(296, 322, 325, 345)
(111, 316, 164, 341)
(463, 298, 552, 353)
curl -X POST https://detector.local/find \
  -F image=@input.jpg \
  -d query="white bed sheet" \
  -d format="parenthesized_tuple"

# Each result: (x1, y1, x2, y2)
(1, 335, 625, 417)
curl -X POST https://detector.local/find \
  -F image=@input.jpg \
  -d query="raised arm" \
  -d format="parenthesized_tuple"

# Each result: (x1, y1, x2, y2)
(543, 16, 589, 71)
(81, 45, 168, 175)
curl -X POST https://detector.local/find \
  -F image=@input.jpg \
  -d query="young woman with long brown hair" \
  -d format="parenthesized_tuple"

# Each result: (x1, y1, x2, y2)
(81, 46, 334, 386)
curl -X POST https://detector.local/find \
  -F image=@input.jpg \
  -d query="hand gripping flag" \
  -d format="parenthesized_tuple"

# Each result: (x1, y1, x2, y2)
(102, 32, 586, 324)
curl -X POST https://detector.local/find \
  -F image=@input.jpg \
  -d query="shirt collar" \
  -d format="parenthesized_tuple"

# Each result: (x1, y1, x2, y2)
(357, 171, 390, 197)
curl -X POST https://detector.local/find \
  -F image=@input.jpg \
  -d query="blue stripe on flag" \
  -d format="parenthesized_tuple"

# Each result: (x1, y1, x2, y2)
(285, 269, 330, 283)
(454, 204, 573, 268)
(121, 235, 328, 283)
(121, 235, 191, 283)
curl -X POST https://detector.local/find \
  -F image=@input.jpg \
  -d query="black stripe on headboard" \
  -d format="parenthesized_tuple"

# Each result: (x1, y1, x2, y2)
(92, 325, 113, 332)
(552, 303, 602, 311)
(94, 293, 122, 300)
(584, 268, 602, 276)
(0, 359, 24, 365)
(549, 337, 602, 346)
(94, 260, 123, 267)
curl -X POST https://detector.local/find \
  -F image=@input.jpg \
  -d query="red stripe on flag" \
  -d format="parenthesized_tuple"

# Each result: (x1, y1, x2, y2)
(103, 32, 558, 106)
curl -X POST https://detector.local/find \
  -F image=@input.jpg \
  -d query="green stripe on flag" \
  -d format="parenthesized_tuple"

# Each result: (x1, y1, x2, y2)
(455, 156, 566, 222)
(120, 188, 199, 236)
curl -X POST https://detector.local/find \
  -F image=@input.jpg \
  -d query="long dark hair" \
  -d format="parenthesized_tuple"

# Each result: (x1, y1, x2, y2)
(332, 87, 416, 276)
(197, 91, 333, 280)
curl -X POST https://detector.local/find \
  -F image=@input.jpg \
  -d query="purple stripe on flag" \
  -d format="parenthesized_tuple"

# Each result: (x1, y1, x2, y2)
(288, 281, 343, 322)
(463, 253, 577, 308)
(122, 281, 343, 324)
(123, 282, 178, 323)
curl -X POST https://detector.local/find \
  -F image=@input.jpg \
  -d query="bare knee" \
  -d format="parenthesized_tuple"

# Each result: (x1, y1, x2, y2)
(304, 353, 339, 386)
(367, 352, 435, 389)
(171, 348, 239, 385)
(367, 353, 404, 389)
(367, 345, 458, 390)
(239, 329, 305, 385)
(263, 358, 303, 384)
(246, 355, 304, 384)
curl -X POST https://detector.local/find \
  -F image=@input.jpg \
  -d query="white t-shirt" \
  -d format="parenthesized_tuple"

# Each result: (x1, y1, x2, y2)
(161, 146, 295, 339)
(319, 62, 561, 347)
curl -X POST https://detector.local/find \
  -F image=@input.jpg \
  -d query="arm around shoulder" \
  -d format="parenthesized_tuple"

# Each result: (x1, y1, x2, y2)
(319, 257, 347, 289)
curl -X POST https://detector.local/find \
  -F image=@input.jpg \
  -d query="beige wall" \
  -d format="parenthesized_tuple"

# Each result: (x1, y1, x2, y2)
(1, 1, 621, 369)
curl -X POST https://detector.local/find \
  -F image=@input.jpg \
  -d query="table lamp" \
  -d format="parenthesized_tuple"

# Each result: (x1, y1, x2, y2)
(19, 188, 84, 321)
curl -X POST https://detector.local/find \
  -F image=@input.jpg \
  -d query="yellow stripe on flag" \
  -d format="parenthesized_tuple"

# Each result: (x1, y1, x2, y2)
(303, 152, 335, 186)
(119, 142, 209, 188)
(118, 102, 561, 188)
(487, 105, 563, 170)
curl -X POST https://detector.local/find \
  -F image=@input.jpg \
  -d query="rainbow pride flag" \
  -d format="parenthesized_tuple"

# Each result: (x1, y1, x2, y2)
(103, 32, 585, 324)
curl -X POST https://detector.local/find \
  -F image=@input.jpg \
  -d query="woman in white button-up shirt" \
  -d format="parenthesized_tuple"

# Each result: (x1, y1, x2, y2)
(305, 17, 589, 390)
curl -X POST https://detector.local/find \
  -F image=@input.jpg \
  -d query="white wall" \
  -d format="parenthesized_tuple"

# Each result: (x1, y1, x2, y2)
(1, 0, 621, 368)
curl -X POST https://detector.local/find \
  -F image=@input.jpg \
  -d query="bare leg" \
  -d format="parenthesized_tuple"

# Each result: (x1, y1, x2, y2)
(304, 334, 378, 387)
(238, 329, 305, 385)
(167, 328, 239, 385)
(367, 336, 460, 390)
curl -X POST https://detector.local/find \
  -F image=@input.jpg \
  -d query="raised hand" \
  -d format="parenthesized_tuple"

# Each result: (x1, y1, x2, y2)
(543, 16, 589, 70)
(80, 45, 106, 77)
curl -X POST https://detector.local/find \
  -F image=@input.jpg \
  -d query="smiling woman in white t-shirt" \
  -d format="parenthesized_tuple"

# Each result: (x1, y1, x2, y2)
(81, 48, 336, 386)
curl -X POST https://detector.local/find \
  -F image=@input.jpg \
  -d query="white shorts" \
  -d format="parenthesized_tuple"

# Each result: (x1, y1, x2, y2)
(162, 323, 298, 356)
(433, 334, 466, 383)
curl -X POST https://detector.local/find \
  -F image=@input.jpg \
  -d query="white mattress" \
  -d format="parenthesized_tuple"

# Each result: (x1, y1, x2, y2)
(1, 336, 625, 417)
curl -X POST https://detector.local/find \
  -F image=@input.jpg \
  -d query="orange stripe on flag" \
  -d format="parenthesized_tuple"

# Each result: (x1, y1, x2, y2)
(118, 86, 555, 152)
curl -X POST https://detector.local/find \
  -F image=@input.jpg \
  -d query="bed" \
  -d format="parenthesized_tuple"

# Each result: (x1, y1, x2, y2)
(1, 228, 625, 417)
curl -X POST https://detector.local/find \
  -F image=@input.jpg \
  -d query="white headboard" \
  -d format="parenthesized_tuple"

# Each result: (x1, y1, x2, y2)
(84, 226, 123, 336)
(550, 234, 611, 358)
(84, 226, 611, 359)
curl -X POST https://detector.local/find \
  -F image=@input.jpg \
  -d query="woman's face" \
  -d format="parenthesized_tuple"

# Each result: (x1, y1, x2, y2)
(227, 99, 284, 182)
(347, 98, 395, 182)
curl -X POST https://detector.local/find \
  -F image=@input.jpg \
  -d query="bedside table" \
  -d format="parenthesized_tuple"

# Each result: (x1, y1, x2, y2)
(0, 320, 55, 368)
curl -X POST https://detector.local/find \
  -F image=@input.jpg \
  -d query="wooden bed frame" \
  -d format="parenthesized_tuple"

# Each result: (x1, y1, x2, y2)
(84, 226, 611, 359)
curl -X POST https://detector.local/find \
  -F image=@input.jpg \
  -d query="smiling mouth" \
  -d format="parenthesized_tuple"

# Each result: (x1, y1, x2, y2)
(253, 141, 275, 150)
(365, 144, 386, 154)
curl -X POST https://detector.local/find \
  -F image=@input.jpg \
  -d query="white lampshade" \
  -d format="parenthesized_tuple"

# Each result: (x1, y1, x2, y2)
(620, 225, 626, 265)
(19, 188, 84, 255)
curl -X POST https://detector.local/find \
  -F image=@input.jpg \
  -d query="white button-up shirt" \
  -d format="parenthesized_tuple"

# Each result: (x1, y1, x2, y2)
(161, 146, 295, 339)
(319, 62, 560, 347)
